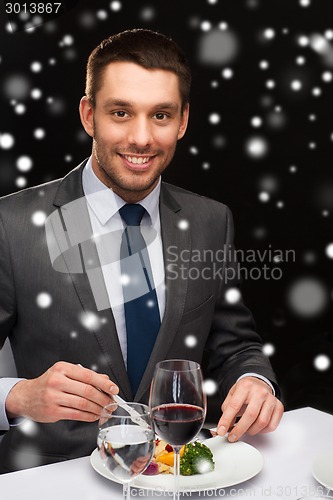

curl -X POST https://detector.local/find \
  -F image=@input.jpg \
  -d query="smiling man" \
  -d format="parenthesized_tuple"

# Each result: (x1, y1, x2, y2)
(0, 29, 283, 473)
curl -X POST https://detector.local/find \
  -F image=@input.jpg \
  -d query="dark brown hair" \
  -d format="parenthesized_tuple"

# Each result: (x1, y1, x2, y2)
(85, 29, 191, 111)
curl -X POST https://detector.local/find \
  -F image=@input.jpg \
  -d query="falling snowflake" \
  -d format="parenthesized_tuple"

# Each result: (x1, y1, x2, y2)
(31, 211, 47, 226)
(36, 292, 52, 308)
(314, 354, 331, 371)
(225, 288, 241, 303)
(203, 379, 218, 396)
(184, 335, 198, 348)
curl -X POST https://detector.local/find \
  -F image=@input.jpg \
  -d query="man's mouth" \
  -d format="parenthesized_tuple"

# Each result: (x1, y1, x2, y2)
(119, 153, 157, 169)
(122, 155, 152, 165)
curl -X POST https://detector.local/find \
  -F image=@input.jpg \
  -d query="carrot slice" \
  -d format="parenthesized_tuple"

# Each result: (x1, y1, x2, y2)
(156, 446, 185, 466)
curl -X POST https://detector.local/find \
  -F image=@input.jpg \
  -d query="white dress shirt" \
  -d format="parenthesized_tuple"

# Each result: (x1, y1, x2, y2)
(82, 157, 165, 364)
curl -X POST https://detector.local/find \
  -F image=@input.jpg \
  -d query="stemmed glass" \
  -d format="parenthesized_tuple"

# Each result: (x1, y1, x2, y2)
(149, 359, 206, 500)
(97, 402, 155, 500)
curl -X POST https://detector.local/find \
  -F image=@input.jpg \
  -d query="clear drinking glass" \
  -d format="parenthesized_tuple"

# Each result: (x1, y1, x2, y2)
(97, 402, 155, 500)
(149, 359, 206, 500)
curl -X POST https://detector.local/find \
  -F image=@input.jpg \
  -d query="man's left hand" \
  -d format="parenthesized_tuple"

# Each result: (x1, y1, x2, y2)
(217, 377, 284, 442)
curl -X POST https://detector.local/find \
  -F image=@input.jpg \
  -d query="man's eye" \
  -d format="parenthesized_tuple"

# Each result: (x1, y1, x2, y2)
(154, 113, 168, 120)
(114, 111, 128, 118)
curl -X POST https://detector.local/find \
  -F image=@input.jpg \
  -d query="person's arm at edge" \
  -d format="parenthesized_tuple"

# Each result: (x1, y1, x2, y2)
(0, 378, 26, 432)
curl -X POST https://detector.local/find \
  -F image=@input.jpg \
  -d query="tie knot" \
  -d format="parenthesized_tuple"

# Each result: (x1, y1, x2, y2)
(119, 204, 146, 226)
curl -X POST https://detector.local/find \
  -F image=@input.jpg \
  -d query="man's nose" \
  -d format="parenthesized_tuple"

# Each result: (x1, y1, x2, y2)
(127, 117, 153, 148)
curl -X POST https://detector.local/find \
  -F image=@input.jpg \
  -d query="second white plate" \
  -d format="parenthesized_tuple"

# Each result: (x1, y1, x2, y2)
(90, 435, 264, 492)
(312, 450, 333, 491)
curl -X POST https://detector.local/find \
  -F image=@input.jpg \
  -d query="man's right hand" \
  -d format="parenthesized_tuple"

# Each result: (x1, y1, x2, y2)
(5, 361, 119, 423)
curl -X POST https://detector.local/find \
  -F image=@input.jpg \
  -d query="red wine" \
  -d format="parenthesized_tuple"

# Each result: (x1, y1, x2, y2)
(152, 404, 205, 446)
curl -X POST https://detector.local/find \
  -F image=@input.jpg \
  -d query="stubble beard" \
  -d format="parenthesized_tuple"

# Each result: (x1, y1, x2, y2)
(92, 136, 177, 198)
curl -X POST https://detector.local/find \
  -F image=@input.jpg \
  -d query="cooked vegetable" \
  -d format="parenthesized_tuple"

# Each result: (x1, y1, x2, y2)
(180, 442, 215, 476)
(143, 461, 159, 475)
(156, 445, 185, 466)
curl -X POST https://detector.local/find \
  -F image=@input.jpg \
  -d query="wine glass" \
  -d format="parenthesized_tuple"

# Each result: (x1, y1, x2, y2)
(97, 402, 155, 500)
(149, 359, 206, 500)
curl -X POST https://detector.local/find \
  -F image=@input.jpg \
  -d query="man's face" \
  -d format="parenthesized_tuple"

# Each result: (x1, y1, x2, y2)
(80, 61, 189, 202)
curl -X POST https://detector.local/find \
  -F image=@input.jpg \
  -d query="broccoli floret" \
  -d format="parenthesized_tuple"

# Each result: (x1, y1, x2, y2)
(180, 442, 215, 476)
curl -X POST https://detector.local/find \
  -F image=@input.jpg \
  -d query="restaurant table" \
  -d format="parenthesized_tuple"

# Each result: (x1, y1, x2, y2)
(0, 407, 332, 500)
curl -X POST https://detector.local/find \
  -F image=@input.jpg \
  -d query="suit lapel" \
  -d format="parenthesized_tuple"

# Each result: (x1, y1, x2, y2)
(51, 161, 132, 399)
(135, 183, 191, 401)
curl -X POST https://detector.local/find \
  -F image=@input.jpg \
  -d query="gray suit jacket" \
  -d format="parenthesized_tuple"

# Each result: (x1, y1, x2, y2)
(0, 160, 278, 472)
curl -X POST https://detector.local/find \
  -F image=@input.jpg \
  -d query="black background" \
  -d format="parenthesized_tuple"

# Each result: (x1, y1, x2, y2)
(0, 0, 333, 416)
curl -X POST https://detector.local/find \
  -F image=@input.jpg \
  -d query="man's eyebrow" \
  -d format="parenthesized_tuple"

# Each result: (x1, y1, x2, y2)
(153, 102, 179, 110)
(102, 99, 134, 110)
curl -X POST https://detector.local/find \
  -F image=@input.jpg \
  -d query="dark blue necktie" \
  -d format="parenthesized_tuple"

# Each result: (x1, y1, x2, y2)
(119, 204, 161, 395)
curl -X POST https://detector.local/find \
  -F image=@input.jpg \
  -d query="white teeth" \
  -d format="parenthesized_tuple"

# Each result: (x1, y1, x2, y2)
(124, 155, 150, 165)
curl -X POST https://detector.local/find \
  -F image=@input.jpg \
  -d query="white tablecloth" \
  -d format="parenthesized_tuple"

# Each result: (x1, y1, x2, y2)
(0, 407, 332, 500)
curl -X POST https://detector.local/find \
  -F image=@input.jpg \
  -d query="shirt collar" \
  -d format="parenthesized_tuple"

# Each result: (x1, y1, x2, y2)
(82, 157, 161, 226)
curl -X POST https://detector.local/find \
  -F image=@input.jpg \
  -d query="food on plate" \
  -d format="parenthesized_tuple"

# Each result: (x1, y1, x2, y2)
(143, 439, 215, 476)
(180, 441, 214, 476)
(143, 461, 159, 475)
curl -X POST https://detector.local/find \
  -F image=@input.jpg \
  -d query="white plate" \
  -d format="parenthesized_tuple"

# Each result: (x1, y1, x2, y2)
(312, 450, 333, 491)
(90, 436, 264, 492)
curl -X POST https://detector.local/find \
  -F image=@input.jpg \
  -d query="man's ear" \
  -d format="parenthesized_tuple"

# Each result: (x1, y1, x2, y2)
(177, 104, 190, 140)
(79, 96, 94, 138)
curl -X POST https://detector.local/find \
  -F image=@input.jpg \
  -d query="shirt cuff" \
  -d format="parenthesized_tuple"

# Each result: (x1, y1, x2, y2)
(236, 373, 276, 396)
(0, 378, 26, 431)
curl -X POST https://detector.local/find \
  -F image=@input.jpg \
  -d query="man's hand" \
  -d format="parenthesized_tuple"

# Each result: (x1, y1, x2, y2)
(217, 377, 284, 442)
(5, 361, 119, 423)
